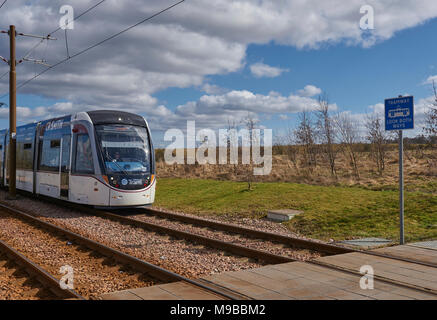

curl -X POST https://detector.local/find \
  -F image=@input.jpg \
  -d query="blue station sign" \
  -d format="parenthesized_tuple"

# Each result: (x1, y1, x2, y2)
(384, 96, 414, 131)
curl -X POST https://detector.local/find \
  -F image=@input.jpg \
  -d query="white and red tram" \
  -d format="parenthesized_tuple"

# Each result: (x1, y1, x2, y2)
(0, 110, 156, 207)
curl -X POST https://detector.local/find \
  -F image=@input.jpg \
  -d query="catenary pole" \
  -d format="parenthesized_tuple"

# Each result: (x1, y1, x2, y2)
(0, 26, 55, 199)
(8, 25, 16, 199)
(398, 95, 404, 245)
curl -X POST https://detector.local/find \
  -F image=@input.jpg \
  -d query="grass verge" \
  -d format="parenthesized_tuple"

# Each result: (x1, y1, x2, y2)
(154, 178, 437, 242)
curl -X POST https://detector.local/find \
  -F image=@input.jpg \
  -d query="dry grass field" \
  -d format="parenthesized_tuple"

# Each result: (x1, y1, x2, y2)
(155, 145, 437, 193)
(153, 145, 437, 242)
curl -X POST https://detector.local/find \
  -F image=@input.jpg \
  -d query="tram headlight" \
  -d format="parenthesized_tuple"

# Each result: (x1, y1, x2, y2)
(103, 175, 117, 186)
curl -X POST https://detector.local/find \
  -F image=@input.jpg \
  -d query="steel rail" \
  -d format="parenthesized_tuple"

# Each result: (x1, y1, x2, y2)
(111, 206, 437, 296)
(139, 207, 352, 255)
(0, 238, 84, 300)
(13, 191, 437, 268)
(0, 202, 244, 300)
(2, 197, 437, 298)
(41, 201, 437, 296)
(93, 209, 295, 264)
(138, 207, 437, 269)
(17, 193, 310, 264)
(123, 207, 437, 296)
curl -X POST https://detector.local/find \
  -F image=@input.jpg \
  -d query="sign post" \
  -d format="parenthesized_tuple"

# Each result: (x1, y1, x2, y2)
(384, 95, 414, 245)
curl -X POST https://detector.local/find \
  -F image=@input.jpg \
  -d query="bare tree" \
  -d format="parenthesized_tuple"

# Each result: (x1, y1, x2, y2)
(335, 112, 360, 178)
(294, 110, 317, 169)
(316, 93, 338, 176)
(226, 119, 238, 148)
(424, 80, 437, 142)
(285, 126, 298, 168)
(365, 113, 388, 176)
(241, 113, 258, 190)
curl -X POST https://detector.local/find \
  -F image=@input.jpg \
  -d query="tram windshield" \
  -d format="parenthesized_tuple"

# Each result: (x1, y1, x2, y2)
(95, 124, 151, 174)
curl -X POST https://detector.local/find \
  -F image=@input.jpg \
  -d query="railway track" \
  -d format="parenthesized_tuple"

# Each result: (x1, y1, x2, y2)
(0, 202, 246, 300)
(128, 208, 437, 296)
(93, 209, 307, 265)
(102, 206, 437, 297)
(2, 194, 437, 299)
(0, 237, 83, 300)
(6, 192, 437, 269)
(133, 207, 437, 269)
(11, 193, 326, 266)
(128, 207, 351, 255)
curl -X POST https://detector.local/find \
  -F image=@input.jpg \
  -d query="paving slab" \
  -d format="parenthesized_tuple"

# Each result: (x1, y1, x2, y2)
(101, 281, 225, 300)
(373, 244, 437, 265)
(317, 252, 437, 293)
(325, 289, 374, 300)
(126, 286, 181, 300)
(267, 209, 303, 222)
(101, 290, 143, 300)
(101, 245, 437, 300)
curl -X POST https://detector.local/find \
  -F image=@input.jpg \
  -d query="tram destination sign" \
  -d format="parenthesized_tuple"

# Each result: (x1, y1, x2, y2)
(384, 96, 414, 131)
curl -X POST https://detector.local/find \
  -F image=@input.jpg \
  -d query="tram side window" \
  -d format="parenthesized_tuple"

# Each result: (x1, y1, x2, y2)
(39, 139, 60, 172)
(61, 135, 71, 172)
(74, 134, 94, 174)
(17, 142, 33, 170)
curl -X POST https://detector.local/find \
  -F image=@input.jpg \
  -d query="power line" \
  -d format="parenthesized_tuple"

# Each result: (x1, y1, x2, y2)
(0, 1, 7, 10)
(19, 38, 45, 62)
(0, 0, 109, 99)
(0, 90, 8, 100)
(49, 0, 107, 36)
(0, 70, 7, 80)
(12, 0, 185, 93)
(17, 0, 108, 64)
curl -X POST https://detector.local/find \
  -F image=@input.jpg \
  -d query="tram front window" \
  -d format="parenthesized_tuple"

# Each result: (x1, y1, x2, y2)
(95, 124, 151, 174)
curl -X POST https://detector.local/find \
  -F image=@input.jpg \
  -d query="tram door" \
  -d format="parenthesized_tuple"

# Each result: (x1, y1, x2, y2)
(60, 134, 71, 198)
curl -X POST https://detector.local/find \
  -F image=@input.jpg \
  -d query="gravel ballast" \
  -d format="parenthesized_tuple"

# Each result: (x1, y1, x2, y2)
(0, 191, 264, 279)
(0, 210, 156, 299)
(130, 212, 321, 261)
(0, 252, 57, 300)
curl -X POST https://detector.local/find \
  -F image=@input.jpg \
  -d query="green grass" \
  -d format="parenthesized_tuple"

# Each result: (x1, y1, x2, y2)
(154, 178, 437, 242)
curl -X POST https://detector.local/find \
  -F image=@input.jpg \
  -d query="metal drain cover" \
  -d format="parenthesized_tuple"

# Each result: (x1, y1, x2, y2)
(340, 237, 393, 248)
(408, 240, 437, 250)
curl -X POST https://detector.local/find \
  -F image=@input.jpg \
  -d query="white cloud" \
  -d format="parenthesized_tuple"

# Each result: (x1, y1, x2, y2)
(169, 0, 437, 49)
(176, 90, 321, 116)
(250, 62, 289, 78)
(297, 85, 322, 97)
(201, 83, 228, 95)
(0, 0, 436, 136)
(368, 103, 384, 115)
(426, 75, 437, 84)
(348, 95, 435, 138)
(1, 1, 436, 100)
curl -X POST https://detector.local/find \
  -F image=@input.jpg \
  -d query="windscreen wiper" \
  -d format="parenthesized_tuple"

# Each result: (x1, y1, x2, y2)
(105, 152, 130, 176)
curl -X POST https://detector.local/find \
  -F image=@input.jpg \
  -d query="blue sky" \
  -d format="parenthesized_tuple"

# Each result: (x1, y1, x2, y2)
(154, 17, 437, 140)
(0, 1, 437, 146)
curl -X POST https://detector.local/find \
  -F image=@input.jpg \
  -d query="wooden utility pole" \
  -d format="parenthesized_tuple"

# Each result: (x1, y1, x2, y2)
(0, 26, 55, 199)
(8, 25, 16, 199)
